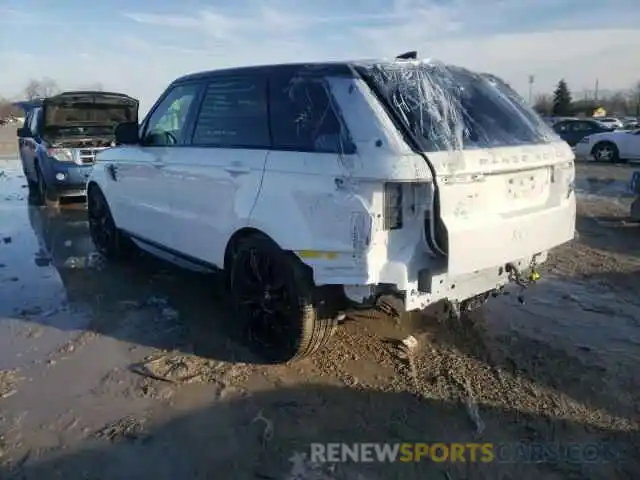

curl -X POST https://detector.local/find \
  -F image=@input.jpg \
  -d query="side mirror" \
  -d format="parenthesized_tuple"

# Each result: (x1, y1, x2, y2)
(17, 126, 31, 138)
(114, 121, 140, 145)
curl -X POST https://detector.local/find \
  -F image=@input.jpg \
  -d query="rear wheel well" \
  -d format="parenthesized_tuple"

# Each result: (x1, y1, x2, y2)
(591, 140, 617, 153)
(224, 228, 313, 280)
(224, 228, 271, 272)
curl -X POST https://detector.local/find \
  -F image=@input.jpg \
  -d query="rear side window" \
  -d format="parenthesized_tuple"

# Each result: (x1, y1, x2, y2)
(574, 121, 594, 131)
(269, 73, 353, 154)
(192, 76, 269, 148)
(553, 122, 568, 133)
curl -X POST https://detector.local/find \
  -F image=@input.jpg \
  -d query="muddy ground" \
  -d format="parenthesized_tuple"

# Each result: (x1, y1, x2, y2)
(1, 136, 640, 479)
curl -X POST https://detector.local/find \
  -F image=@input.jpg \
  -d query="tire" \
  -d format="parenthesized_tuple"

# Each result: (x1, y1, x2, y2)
(87, 185, 137, 261)
(229, 234, 337, 363)
(591, 142, 620, 163)
(33, 166, 59, 207)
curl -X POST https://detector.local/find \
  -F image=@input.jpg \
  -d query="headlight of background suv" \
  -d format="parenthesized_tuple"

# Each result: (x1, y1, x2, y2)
(47, 148, 74, 162)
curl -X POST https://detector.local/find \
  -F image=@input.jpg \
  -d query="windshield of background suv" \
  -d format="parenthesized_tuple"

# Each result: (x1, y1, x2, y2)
(358, 62, 558, 152)
(46, 125, 116, 137)
(44, 103, 136, 130)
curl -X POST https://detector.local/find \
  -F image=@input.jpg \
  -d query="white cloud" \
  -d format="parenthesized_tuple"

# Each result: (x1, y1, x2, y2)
(1, 1, 640, 114)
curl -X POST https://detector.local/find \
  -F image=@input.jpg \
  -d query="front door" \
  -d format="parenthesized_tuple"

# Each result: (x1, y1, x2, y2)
(106, 83, 202, 251)
(618, 130, 640, 160)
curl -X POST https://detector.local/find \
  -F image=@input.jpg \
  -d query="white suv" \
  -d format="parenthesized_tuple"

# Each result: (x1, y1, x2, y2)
(87, 58, 576, 362)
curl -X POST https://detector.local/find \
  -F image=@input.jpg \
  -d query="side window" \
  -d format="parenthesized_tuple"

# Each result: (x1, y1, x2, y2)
(553, 122, 568, 133)
(192, 76, 269, 148)
(142, 84, 200, 146)
(574, 122, 591, 132)
(269, 73, 352, 153)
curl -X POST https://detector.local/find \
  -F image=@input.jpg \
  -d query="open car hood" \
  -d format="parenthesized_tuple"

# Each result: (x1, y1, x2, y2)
(43, 91, 139, 130)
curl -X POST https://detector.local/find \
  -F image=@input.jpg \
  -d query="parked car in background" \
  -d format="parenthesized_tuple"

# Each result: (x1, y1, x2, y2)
(622, 117, 639, 130)
(17, 91, 138, 206)
(595, 117, 624, 130)
(552, 118, 614, 147)
(86, 58, 575, 362)
(574, 128, 640, 162)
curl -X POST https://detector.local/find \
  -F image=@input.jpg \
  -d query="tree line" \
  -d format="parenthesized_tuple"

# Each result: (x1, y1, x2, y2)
(0, 78, 104, 119)
(534, 79, 640, 117)
(3, 76, 640, 121)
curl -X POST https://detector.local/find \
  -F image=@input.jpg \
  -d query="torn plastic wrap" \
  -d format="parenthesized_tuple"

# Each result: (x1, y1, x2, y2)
(356, 60, 558, 161)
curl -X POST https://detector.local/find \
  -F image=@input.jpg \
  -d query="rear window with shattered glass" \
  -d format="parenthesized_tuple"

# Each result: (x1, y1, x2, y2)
(358, 62, 558, 152)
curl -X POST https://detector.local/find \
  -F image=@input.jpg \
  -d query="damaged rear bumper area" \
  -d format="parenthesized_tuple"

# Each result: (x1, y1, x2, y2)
(307, 196, 574, 313)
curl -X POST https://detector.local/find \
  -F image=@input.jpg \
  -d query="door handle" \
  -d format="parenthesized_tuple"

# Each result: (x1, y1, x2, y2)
(224, 163, 250, 175)
(153, 162, 165, 170)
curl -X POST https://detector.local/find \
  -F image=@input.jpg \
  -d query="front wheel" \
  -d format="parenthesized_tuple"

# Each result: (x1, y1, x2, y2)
(33, 167, 59, 207)
(87, 186, 136, 261)
(229, 234, 337, 363)
(592, 142, 620, 163)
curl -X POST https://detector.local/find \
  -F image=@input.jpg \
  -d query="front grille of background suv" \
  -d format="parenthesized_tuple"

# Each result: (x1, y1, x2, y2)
(77, 148, 105, 165)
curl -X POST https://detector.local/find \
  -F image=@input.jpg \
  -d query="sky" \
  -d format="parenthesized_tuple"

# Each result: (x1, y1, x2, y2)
(1, 0, 639, 115)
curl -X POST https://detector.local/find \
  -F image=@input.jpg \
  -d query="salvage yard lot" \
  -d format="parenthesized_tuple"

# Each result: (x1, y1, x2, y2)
(1, 124, 640, 479)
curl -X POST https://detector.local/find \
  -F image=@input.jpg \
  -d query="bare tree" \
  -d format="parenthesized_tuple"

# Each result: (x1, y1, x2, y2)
(23, 77, 61, 100)
(533, 94, 552, 115)
(0, 97, 22, 118)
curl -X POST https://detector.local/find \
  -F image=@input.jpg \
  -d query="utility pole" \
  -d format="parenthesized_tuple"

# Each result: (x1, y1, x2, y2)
(528, 75, 535, 105)
(594, 78, 599, 103)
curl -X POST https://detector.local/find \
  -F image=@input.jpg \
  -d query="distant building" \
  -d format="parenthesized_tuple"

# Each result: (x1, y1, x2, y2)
(592, 107, 606, 117)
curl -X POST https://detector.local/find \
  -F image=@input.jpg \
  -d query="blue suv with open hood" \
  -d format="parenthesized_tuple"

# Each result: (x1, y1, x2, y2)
(17, 91, 138, 206)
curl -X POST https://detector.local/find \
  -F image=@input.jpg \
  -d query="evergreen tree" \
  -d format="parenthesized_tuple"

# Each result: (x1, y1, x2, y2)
(552, 79, 573, 116)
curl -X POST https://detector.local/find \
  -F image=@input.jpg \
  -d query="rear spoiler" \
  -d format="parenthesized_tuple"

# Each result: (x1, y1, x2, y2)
(396, 51, 418, 60)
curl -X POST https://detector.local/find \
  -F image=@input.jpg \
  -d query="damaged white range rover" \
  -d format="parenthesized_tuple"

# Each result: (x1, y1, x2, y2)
(87, 54, 576, 362)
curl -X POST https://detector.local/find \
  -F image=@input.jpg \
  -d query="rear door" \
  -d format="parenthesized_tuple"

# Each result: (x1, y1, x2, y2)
(250, 69, 363, 259)
(163, 73, 270, 267)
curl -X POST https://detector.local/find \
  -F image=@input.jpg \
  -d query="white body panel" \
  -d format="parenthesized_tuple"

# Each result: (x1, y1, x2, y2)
(89, 66, 576, 312)
(95, 146, 178, 250)
(163, 148, 267, 264)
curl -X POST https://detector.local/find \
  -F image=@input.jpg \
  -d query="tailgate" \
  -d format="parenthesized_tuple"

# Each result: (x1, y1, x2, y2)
(430, 143, 575, 275)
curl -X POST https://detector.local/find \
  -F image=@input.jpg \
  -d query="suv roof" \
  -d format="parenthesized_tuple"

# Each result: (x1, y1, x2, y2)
(172, 61, 358, 85)
(170, 58, 448, 85)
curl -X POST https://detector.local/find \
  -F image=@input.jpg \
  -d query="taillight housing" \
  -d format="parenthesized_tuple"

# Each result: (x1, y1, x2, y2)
(383, 182, 403, 230)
